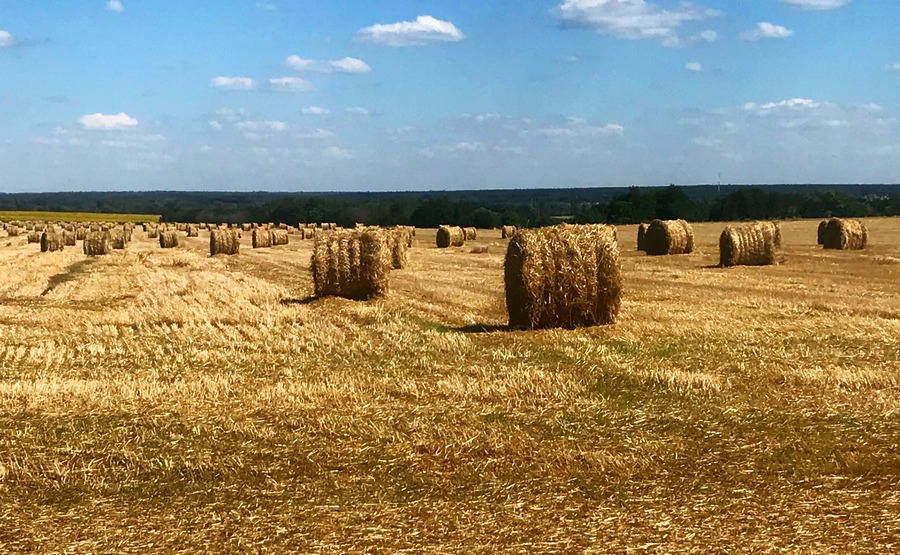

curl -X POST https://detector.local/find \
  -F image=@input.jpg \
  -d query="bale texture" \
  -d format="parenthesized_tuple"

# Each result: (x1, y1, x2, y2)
(310, 228, 390, 300)
(187, 225, 199, 238)
(643, 219, 694, 256)
(210, 229, 240, 256)
(252, 228, 272, 249)
(389, 229, 410, 270)
(817, 220, 827, 245)
(40, 231, 64, 253)
(637, 224, 647, 252)
(27, 232, 41, 244)
(719, 222, 778, 267)
(270, 229, 289, 246)
(110, 228, 127, 250)
(436, 225, 464, 248)
(505, 224, 621, 330)
(83, 232, 112, 256)
(63, 230, 77, 246)
(822, 218, 867, 250)
(75, 227, 87, 241)
(6, 226, 19, 237)
(462, 227, 477, 241)
(501, 225, 517, 239)
(159, 231, 180, 249)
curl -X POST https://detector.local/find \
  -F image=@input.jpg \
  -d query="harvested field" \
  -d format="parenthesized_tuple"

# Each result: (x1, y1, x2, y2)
(0, 218, 899, 553)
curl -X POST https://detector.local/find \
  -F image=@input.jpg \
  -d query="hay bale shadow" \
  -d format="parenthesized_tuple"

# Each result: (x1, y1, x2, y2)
(280, 296, 318, 306)
(453, 323, 509, 334)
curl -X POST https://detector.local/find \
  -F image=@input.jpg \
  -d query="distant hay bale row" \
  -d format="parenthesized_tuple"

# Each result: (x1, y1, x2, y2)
(83, 232, 112, 256)
(643, 219, 694, 256)
(210, 229, 240, 256)
(40, 231, 64, 253)
(436, 225, 465, 248)
(505, 224, 621, 330)
(821, 218, 867, 250)
(310, 228, 390, 300)
(501, 225, 517, 239)
(719, 221, 779, 267)
(159, 231, 180, 249)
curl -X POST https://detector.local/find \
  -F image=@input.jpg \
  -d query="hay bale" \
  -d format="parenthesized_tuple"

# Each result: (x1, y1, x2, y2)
(462, 227, 477, 241)
(822, 218, 867, 250)
(210, 229, 240, 256)
(83, 232, 112, 256)
(817, 220, 827, 245)
(159, 231, 180, 249)
(63, 230, 77, 246)
(187, 225, 199, 238)
(389, 229, 410, 270)
(643, 219, 694, 256)
(637, 223, 647, 252)
(253, 228, 273, 248)
(501, 225, 517, 239)
(719, 222, 778, 267)
(40, 231, 64, 253)
(75, 226, 87, 241)
(436, 225, 465, 248)
(270, 229, 289, 246)
(109, 228, 127, 250)
(27, 231, 41, 244)
(310, 228, 390, 300)
(6, 226, 19, 237)
(505, 224, 621, 330)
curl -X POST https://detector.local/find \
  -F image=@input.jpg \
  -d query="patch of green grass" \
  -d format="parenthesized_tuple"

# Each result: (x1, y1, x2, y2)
(0, 210, 160, 223)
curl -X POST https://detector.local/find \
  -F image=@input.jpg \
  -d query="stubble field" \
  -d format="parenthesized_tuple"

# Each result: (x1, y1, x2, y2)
(0, 219, 899, 553)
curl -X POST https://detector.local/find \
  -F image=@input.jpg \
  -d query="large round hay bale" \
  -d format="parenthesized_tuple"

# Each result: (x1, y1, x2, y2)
(6, 226, 19, 237)
(643, 219, 694, 256)
(462, 227, 477, 241)
(817, 220, 827, 245)
(83, 231, 112, 256)
(75, 226, 87, 241)
(159, 230, 180, 249)
(62, 230, 77, 246)
(27, 231, 41, 244)
(310, 228, 390, 300)
(505, 224, 621, 330)
(210, 229, 240, 256)
(436, 225, 464, 248)
(389, 228, 410, 270)
(109, 228, 127, 250)
(822, 218, 867, 250)
(146, 226, 159, 239)
(270, 229, 289, 246)
(501, 225, 517, 239)
(187, 225, 199, 238)
(719, 222, 778, 267)
(40, 231, 64, 253)
(637, 223, 647, 251)
(252, 228, 272, 248)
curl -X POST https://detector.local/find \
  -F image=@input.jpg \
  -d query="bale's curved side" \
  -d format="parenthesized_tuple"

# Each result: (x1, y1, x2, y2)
(643, 220, 691, 256)
(310, 229, 391, 300)
(501, 225, 517, 239)
(210, 229, 240, 256)
(719, 222, 776, 267)
(637, 224, 647, 251)
(436, 225, 464, 248)
(462, 227, 477, 241)
(822, 218, 867, 250)
(252, 228, 272, 249)
(83, 232, 112, 256)
(159, 231, 179, 249)
(505, 224, 621, 330)
(40, 231, 64, 253)
(270, 229, 289, 246)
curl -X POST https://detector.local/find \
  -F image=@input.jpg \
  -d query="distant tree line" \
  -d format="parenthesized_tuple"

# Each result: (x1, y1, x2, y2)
(0, 185, 898, 227)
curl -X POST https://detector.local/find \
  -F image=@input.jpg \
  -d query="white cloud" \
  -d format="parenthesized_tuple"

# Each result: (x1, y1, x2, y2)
(78, 112, 138, 130)
(358, 15, 464, 47)
(554, 0, 721, 47)
(255, 1, 277, 10)
(782, 0, 850, 9)
(302, 106, 330, 115)
(269, 77, 313, 92)
(740, 22, 793, 41)
(236, 120, 288, 132)
(696, 29, 718, 42)
(211, 76, 256, 90)
(209, 120, 223, 130)
(106, 0, 124, 12)
(296, 128, 335, 140)
(531, 118, 625, 138)
(743, 98, 823, 114)
(0, 30, 14, 48)
(286, 55, 371, 74)
(322, 147, 353, 160)
(345, 107, 370, 116)
(686, 61, 704, 72)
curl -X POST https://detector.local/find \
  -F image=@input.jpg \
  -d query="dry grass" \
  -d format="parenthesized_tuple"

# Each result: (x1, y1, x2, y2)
(0, 218, 899, 552)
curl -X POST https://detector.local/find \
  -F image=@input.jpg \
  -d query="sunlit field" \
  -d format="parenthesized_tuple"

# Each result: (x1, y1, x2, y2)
(1, 218, 899, 553)
(0, 211, 160, 224)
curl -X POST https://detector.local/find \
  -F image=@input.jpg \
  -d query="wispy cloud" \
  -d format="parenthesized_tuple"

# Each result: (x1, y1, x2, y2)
(302, 106, 330, 115)
(269, 77, 313, 92)
(255, 1, 276, 10)
(79, 112, 138, 130)
(211, 76, 256, 90)
(686, 61, 704, 72)
(782, 0, 850, 9)
(358, 15, 464, 47)
(740, 22, 793, 41)
(286, 55, 371, 74)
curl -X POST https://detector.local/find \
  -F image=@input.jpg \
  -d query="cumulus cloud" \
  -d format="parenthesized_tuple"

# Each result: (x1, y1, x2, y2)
(286, 55, 371, 74)
(78, 112, 138, 130)
(0, 30, 14, 48)
(358, 15, 464, 47)
(302, 106, 330, 115)
(211, 76, 256, 90)
(269, 77, 313, 92)
(686, 61, 704, 72)
(782, 0, 850, 9)
(695, 29, 718, 42)
(106, 0, 124, 12)
(554, 0, 721, 47)
(740, 22, 793, 41)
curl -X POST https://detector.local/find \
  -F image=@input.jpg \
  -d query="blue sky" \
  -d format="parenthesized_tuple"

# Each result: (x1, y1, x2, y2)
(1, 0, 898, 192)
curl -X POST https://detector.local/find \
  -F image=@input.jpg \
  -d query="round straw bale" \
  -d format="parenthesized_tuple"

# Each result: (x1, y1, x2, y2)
(40, 231, 64, 252)
(637, 223, 647, 252)
(270, 229, 289, 246)
(187, 225, 199, 238)
(210, 228, 240, 256)
(643, 219, 693, 256)
(252, 227, 272, 248)
(63, 230, 77, 246)
(6, 226, 19, 237)
(462, 227, 477, 241)
(505, 224, 621, 330)
(75, 226, 87, 241)
(817, 220, 827, 245)
(389, 229, 410, 270)
(159, 230, 180, 249)
(436, 225, 465, 248)
(310, 228, 390, 300)
(501, 225, 517, 239)
(83, 231, 112, 256)
(719, 222, 777, 267)
(822, 218, 867, 250)
(109, 228, 127, 250)
(27, 231, 41, 244)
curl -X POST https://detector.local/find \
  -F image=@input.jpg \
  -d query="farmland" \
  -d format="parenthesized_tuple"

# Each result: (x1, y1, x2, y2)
(0, 218, 899, 553)
(0, 211, 160, 224)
